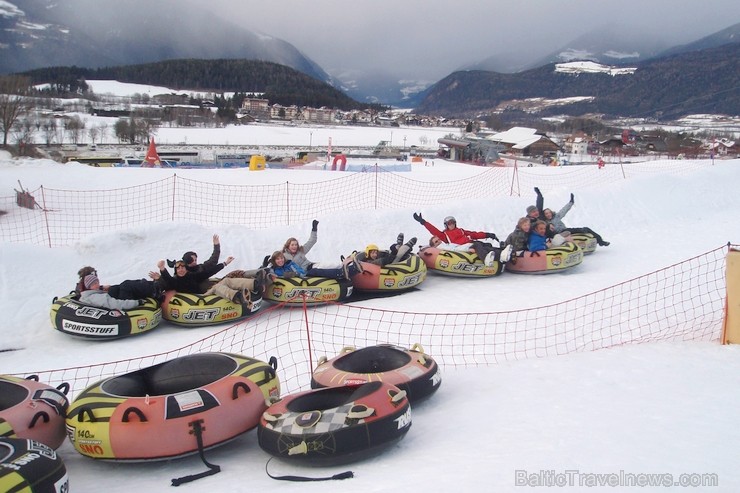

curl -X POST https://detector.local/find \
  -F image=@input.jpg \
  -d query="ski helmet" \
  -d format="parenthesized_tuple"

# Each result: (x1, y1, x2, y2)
(365, 244, 379, 256)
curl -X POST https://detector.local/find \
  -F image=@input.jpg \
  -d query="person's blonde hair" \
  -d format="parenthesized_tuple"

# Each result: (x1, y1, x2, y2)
(516, 217, 529, 229)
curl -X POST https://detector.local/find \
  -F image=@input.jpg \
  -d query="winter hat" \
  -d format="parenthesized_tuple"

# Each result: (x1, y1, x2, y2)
(182, 251, 197, 265)
(83, 274, 99, 289)
(78, 266, 96, 279)
(526, 205, 538, 214)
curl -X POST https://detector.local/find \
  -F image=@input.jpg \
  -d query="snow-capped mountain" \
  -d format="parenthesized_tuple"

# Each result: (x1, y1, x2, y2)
(0, 0, 331, 84)
(517, 24, 669, 71)
(466, 21, 740, 75)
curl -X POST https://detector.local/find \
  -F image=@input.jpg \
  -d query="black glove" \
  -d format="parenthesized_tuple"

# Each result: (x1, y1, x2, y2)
(413, 212, 424, 224)
(486, 233, 498, 241)
(166, 259, 176, 268)
(312, 219, 319, 231)
(534, 187, 542, 196)
(570, 193, 574, 204)
(138, 299, 147, 306)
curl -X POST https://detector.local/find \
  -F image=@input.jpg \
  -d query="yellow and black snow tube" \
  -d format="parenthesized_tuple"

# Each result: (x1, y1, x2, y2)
(418, 247, 504, 277)
(566, 232, 597, 254)
(161, 290, 262, 327)
(0, 437, 68, 492)
(353, 254, 427, 291)
(264, 276, 353, 305)
(51, 293, 161, 339)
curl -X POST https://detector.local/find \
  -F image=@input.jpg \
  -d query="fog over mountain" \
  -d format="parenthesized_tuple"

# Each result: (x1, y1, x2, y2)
(194, 0, 739, 80)
(0, 0, 331, 82)
(2, 0, 738, 106)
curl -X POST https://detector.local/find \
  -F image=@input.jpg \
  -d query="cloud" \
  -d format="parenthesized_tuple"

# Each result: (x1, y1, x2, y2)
(191, 0, 739, 79)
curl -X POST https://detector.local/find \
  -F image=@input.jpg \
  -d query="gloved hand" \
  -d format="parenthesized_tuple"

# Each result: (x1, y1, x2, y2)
(570, 193, 574, 204)
(413, 212, 424, 224)
(312, 219, 319, 231)
(486, 233, 498, 241)
(534, 187, 542, 196)
(138, 299, 147, 306)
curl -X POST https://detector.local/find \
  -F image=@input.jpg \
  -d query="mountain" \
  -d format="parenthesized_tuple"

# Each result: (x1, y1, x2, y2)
(328, 68, 432, 108)
(414, 43, 740, 120)
(526, 25, 669, 70)
(24, 60, 373, 111)
(466, 21, 740, 75)
(467, 24, 670, 74)
(0, 0, 331, 84)
(656, 21, 740, 58)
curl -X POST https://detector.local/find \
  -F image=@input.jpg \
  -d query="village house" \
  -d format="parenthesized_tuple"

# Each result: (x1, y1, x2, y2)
(485, 127, 560, 157)
(240, 97, 270, 120)
(302, 107, 335, 124)
(562, 131, 592, 156)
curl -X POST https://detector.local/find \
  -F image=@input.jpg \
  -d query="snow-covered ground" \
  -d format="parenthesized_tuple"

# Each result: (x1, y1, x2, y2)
(1, 121, 739, 491)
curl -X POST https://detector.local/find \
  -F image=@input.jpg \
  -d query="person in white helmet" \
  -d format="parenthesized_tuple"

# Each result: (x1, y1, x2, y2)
(413, 213, 512, 266)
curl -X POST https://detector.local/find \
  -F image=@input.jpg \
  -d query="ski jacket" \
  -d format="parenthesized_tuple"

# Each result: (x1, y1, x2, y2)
(271, 260, 306, 278)
(159, 263, 224, 294)
(547, 201, 573, 234)
(283, 230, 317, 270)
(504, 228, 529, 252)
(528, 232, 548, 252)
(422, 221, 487, 245)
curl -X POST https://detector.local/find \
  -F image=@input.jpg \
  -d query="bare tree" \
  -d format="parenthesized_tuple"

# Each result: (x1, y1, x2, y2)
(0, 75, 31, 148)
(97, 122, 108, 144)
(64, 115, 85, 144)
(42, 118, 58, 146)
(13, 119, 38, 155)
(88, 125, 99, 145)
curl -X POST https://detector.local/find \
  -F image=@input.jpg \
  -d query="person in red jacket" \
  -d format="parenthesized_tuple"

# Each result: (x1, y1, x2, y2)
(413, 213, 512, 265)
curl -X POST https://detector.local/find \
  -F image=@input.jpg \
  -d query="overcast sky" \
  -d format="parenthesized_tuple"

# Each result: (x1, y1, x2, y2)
(193, 0, 739, 81)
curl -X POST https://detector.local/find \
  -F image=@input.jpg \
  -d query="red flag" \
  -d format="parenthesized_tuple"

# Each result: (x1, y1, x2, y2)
(143, 137, 161, 167)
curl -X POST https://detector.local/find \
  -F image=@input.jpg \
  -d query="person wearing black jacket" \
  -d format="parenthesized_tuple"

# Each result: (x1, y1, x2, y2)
(167, 234, 221, 273)
(157, 257, 231, 294)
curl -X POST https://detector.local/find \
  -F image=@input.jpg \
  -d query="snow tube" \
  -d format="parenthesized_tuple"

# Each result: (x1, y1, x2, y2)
(331, 154, 347, 171)
(0, 375, 69, 449)
(66, 352, 280, 461)
(506, 242, 583, 274)
(353, 254, 427, 291)
(51, 292, 161, 339)
(263, 276, 353, 305)
(258, 381, 411, 465)
(566, 232, 597, 254)
(0, 437, 68, 493)
(311, 344, 441, 402)
(161, 290, 262, 327)
(418, 247, 504, 277)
